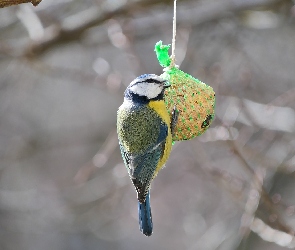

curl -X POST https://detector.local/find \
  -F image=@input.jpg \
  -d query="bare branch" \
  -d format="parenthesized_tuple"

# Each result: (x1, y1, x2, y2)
(0, 0, 41, 8)
(7, 0, 281, 57)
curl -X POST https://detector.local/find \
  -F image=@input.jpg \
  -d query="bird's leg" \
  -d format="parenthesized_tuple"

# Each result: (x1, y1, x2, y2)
(170, 106, 179, 137)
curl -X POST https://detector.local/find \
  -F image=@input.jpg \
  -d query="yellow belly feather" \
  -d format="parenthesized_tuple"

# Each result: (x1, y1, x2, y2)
(148, 100, 172, 178)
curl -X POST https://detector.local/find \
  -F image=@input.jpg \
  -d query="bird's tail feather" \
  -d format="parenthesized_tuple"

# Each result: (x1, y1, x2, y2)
(138, 191, 153, 236)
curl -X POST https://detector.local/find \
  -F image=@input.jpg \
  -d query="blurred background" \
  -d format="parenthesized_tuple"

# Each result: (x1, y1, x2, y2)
(0, 0, 295, 249)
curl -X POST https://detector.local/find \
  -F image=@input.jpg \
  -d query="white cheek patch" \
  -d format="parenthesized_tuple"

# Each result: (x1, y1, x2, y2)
(130, 83, 162, 99)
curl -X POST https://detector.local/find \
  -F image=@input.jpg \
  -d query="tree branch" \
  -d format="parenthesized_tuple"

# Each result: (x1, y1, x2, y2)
(10, 0, 282, 57)
(0, 0, 41, 8)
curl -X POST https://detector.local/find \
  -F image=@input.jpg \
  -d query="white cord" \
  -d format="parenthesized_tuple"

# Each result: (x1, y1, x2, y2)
(170, 0, 177, 68)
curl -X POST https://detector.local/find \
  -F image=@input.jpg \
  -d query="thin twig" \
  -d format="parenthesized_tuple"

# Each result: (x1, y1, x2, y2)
(227, 131, 293, 234)
(74, 129, 118, 184)
(0, 0, 41, 8)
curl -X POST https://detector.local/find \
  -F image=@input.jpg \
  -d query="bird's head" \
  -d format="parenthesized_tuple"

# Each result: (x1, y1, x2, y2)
(125, 74, 170, 101)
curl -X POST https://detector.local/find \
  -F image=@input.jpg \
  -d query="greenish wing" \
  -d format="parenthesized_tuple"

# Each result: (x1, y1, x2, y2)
(119, 138, 166, 202)
(118, 121, 168, 202)
(117, 105, 167, 154)
(118, 120, 167, 177)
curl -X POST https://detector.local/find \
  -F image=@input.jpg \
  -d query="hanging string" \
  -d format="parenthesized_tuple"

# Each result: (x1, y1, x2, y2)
(170, 0, 177, 68)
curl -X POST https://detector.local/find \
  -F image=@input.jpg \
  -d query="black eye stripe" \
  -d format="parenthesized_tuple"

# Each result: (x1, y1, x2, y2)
(136, 79, 164, 85)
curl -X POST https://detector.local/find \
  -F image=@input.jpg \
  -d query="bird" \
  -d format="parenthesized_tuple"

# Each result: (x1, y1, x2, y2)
(117, 74, 178, 236)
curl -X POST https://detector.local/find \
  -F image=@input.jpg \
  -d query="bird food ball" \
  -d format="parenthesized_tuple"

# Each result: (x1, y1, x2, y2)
(155, 41, 215, 141)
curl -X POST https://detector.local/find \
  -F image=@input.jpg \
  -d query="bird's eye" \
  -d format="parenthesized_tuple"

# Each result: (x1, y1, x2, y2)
(163, 81, 170, 88)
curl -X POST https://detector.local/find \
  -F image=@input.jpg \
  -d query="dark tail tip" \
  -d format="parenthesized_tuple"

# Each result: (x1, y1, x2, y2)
(138, 191, 153, 236)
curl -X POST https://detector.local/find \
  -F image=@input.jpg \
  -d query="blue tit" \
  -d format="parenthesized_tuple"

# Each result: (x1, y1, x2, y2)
(117, 74, 178, 236)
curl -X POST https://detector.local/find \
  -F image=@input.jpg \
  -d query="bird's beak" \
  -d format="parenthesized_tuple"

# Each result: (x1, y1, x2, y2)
(163, 80, 171, 88)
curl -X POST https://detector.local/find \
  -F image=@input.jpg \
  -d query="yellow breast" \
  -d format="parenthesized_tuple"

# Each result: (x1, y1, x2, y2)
(148, 100, 172, 178)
